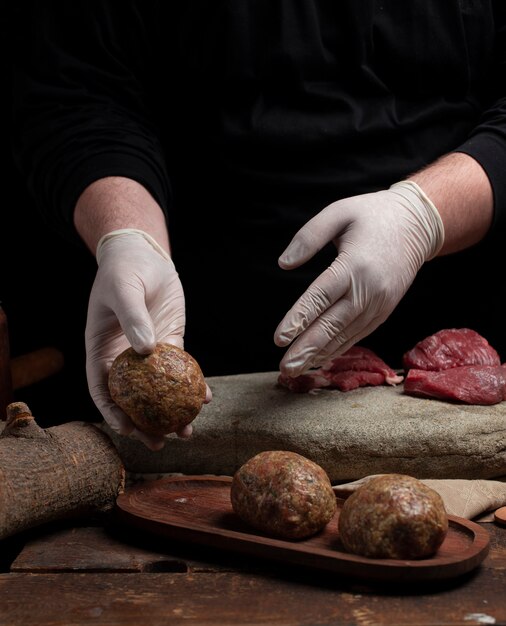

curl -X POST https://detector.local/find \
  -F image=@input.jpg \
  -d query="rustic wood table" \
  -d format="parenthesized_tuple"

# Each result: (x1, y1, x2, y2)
(1, 511, 505, 626)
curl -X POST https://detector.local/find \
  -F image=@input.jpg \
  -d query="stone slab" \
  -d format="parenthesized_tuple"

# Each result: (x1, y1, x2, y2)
(103, 371, 506, 481)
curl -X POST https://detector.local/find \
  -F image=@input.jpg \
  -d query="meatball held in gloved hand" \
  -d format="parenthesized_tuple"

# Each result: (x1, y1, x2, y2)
(108, 342, 207, 437)
(275, 181, 444, 377)
(85, 228, 210, 451)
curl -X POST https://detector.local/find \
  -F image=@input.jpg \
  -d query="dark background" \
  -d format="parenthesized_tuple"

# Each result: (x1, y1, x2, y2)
(2, 151, 99, 427)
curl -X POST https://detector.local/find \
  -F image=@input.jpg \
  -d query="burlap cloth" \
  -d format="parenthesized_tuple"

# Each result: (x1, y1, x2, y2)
(333, 475, 506, 521)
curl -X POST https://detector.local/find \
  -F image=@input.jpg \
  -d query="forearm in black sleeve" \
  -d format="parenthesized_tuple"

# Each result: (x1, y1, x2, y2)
(11, 0, 170, 243)
(453, 4, 506, 239)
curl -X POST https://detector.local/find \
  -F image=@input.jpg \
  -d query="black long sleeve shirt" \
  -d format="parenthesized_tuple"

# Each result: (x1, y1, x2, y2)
(12, 1, 506, 237)
(10, 0, 506, 373)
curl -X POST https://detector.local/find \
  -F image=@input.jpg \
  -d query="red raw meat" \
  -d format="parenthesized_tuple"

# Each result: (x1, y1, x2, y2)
(321, 347, 403, 385)
(403, 328, 505, 405)
(404, 366, 506, 406)
(325, 370, 385, 392)
(278, 372, 330, 393)
(403, 328, 500, 372)
(278, 346, 403, 393)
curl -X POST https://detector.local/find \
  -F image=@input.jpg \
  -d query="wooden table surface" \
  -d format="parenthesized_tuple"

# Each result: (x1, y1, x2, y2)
(0, 511, 505, 626)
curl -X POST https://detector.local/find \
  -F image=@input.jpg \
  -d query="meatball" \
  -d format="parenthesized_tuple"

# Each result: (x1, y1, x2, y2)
(108, 343, 206, 436)
(231, 450, 337, 539)
(338, 474, 448, 559)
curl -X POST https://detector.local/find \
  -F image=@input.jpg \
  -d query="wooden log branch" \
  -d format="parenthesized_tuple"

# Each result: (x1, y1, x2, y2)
(10, 347, 65, 390)
(0, 402, 125, 541)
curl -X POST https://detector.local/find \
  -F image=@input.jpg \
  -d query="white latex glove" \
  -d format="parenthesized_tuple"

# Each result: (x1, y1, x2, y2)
(85, 228, 209, 450)
(274, 181, 445, 376)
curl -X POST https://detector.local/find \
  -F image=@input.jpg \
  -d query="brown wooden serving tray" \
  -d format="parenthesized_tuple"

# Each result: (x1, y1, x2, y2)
(115, 476, 490, 582)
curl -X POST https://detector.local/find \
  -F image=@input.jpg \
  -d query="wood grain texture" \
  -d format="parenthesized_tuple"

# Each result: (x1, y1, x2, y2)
(0, 403, 125, 540)
(9, 525, 243, 574)
(1, 570, 506, 626)
(2, 513, 505, 625)
(10, 347, 64, 390)
(115, 476, 490, 582)
(483, 524, 506, 571)
(494, 506, 506, 527)
(9, 526, 188, 573)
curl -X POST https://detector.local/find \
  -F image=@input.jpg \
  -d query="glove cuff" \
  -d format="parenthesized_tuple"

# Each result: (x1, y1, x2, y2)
(96, 228, 172, 265)
(390, 180, 445, 261)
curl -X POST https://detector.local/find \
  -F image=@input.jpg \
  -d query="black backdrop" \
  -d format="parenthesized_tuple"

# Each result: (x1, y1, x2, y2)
(2, 154, 98, 426)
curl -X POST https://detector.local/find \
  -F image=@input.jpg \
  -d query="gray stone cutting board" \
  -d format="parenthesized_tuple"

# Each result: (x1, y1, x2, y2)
(104, 371, 506, 481)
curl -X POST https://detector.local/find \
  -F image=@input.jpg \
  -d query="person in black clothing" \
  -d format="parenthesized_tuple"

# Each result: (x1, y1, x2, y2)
(11, 2, 506, 449)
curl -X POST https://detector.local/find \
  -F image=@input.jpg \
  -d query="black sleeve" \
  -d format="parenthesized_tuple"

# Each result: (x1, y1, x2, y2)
(453, 3, 506, 239)
(11, 1, 170, 244)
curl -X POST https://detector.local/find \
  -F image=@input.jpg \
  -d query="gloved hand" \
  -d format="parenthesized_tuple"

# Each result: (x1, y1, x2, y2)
(274, 181, 445, 376)
(85, 228, 208, 450)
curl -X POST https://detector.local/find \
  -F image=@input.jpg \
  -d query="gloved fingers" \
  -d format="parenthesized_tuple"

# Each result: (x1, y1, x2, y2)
(147, 278, 185, 342)
(205, 384, 212, 403)
(85, 320, 132, 369)
(274, 256, 351, 347)
(308, 314, 385, 370)
(86, 347, 136, 432)
(93, 391, 137, 437)
(176, 423, 193, 438)
(94, 384, 194, 448)
(152, 285, 185, 347)
(157, 333, 184, 350)
(279, 295, 358, 376)
(278, 204, 347, 270)
(129, 428, 167, 451)
(137, 271, 186, 351)
(130, 416, 195, 446)
(278, 294, 387, 376)
(112, 284, 157, 355)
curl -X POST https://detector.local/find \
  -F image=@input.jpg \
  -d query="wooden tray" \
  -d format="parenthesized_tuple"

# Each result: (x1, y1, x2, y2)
(115, 476, 490, 582)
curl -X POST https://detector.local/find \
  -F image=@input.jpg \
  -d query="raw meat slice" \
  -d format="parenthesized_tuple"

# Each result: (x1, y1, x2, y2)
(278, 346, 403, 393)
(324, 370, 385, 392)
(321, 347, 403, 385)
(403, 328, 500, 372)
(278, 371, 330, 393)
(404, 366, 506, 405)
